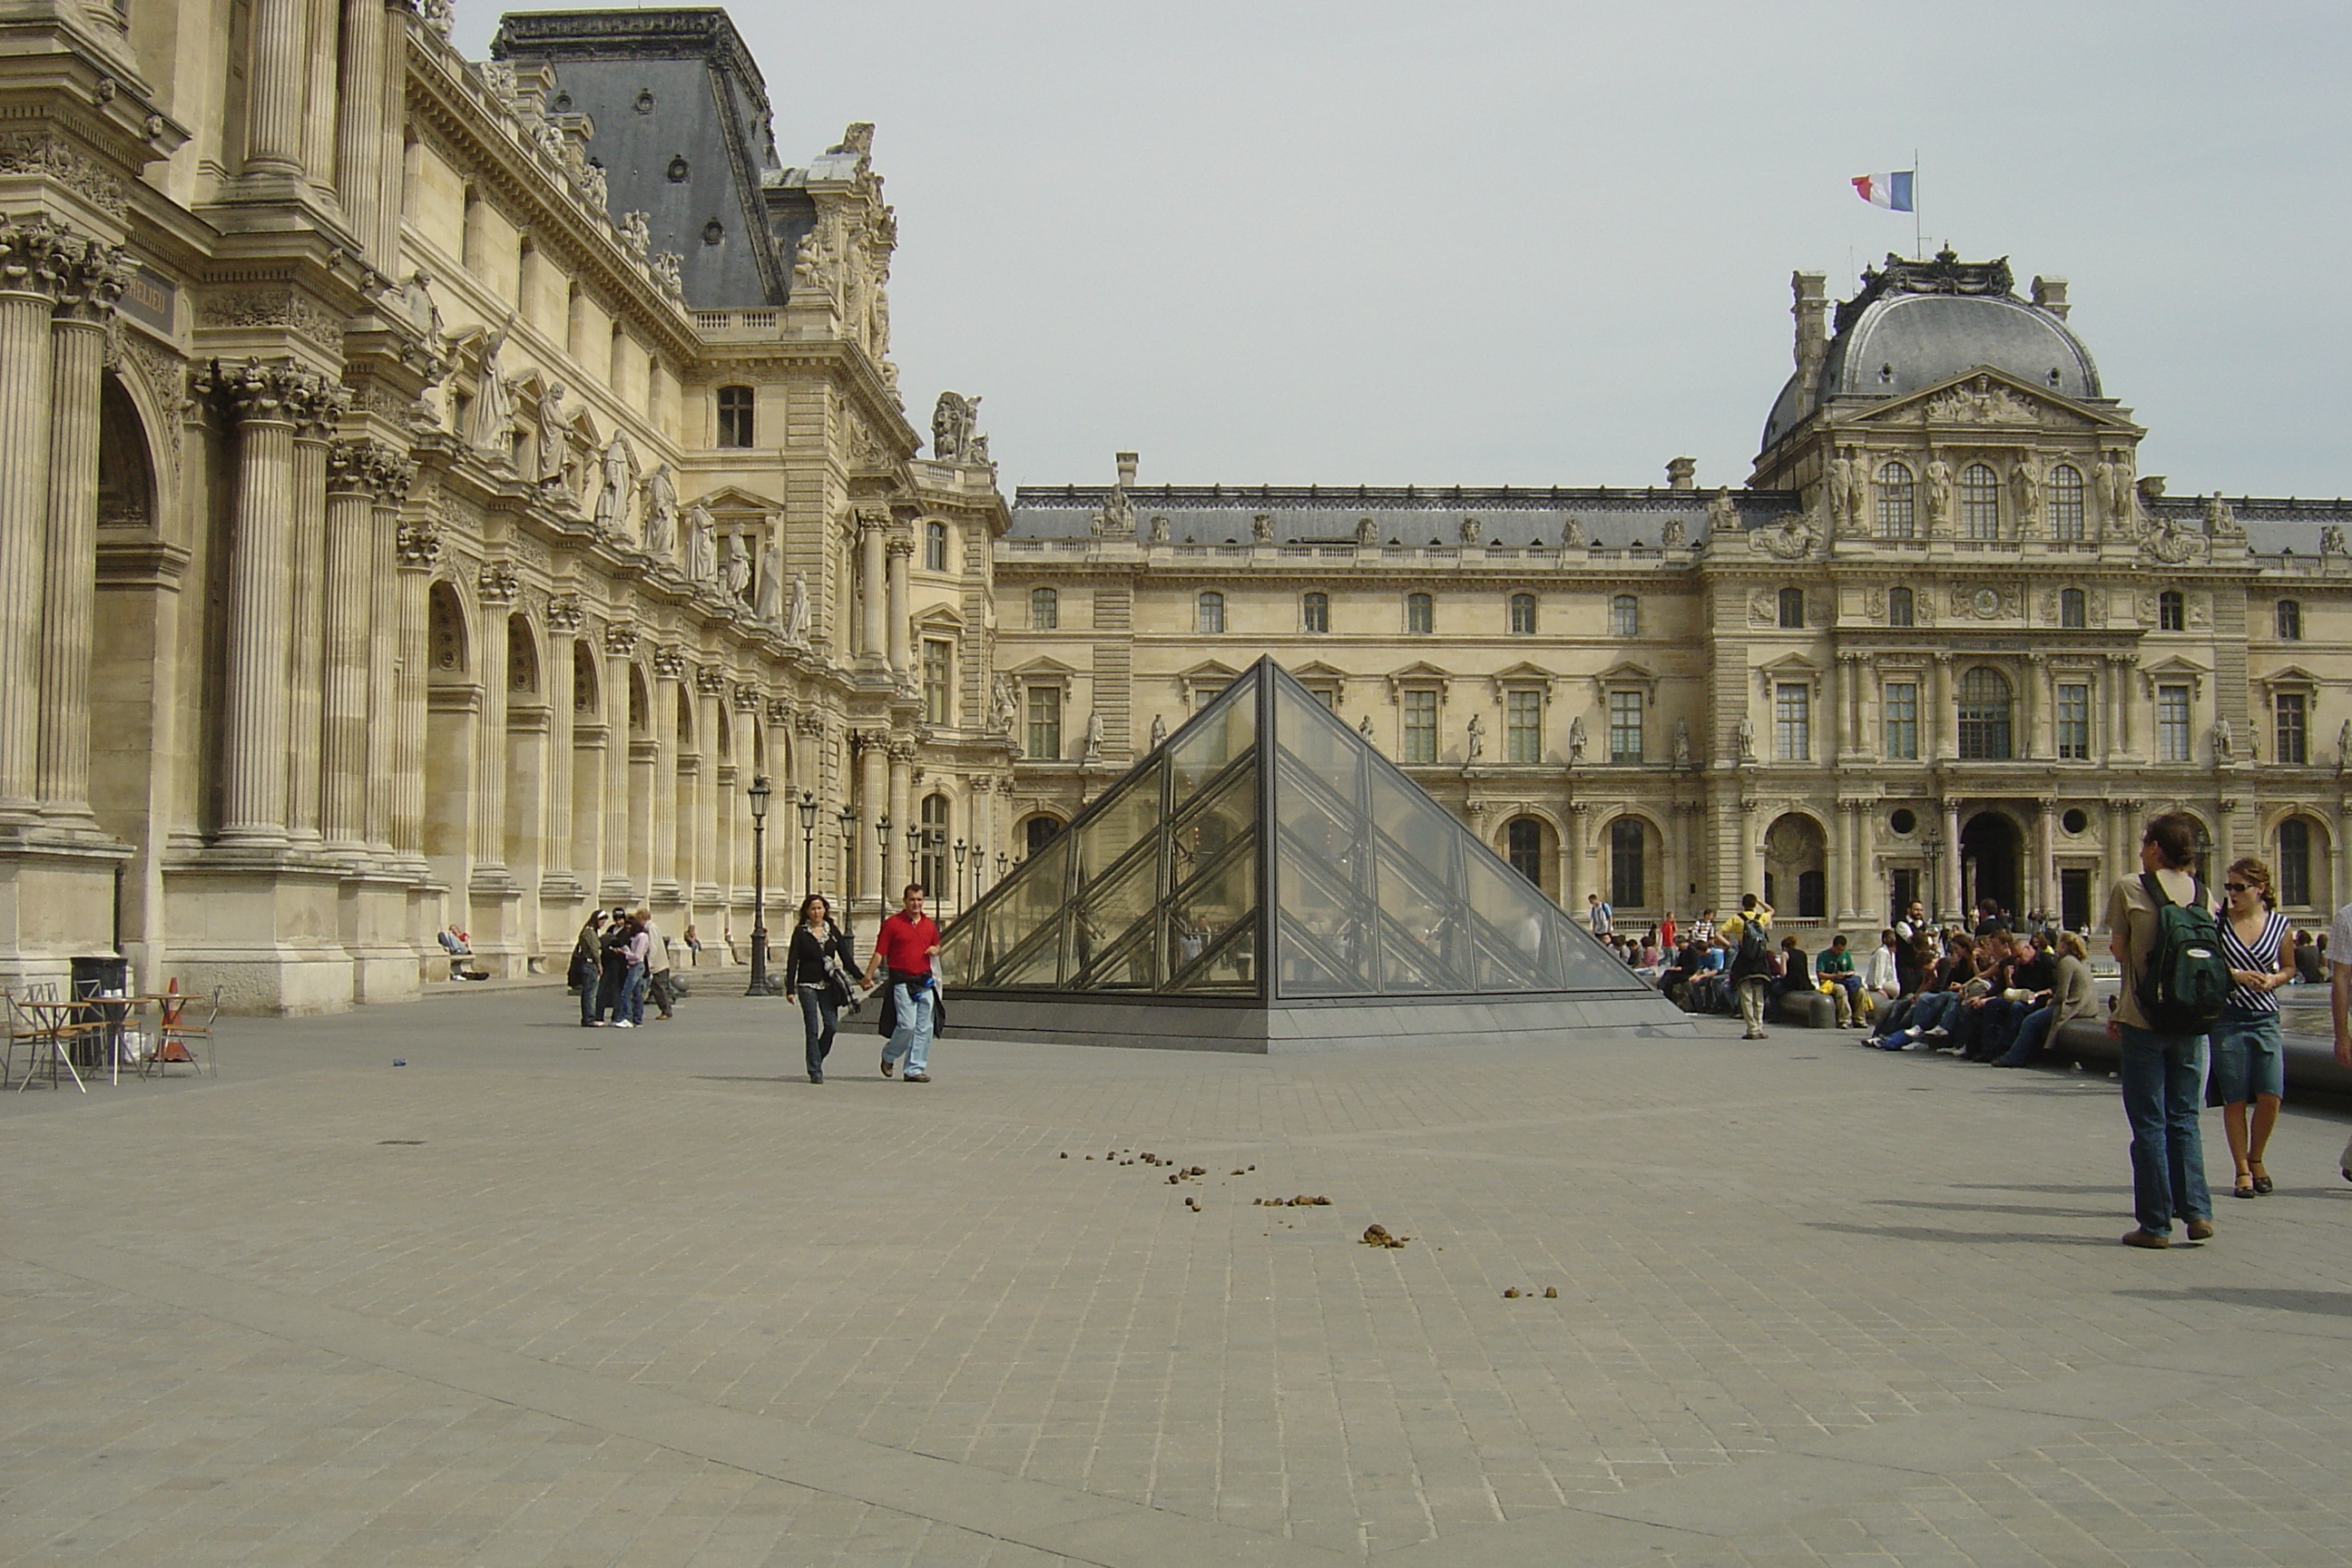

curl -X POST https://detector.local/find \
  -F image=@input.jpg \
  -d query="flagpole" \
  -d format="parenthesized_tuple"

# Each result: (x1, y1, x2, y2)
(1913, 148, 1922, 259)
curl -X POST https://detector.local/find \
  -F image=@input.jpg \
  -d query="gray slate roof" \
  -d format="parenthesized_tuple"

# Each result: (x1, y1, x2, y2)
(1006, 486, 1796, 551)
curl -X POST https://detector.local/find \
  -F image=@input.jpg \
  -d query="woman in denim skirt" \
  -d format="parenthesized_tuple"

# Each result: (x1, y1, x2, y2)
(2210, 857, 2291, 1199)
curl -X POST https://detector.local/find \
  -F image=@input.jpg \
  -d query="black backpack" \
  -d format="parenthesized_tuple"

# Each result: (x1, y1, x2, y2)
(2134, 873, 2231, 1033)
(1734, 914, 1769, 974)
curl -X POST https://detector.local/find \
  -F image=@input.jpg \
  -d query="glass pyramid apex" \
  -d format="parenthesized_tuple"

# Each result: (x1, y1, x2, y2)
(941, 658, 1642, 1004)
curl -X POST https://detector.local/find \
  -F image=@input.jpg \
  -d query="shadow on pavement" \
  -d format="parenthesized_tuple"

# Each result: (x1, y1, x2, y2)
(2115, 1286, 2352, 1318)
(1808, 1220, 2112, 1247)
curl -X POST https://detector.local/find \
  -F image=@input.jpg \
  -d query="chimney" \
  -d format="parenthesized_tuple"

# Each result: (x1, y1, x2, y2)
(2031, 276, 2070, 319)
(1790, 272, 1828, 401)
(1666, 456, 1696, 491)
(1114, 451, 1138, 488)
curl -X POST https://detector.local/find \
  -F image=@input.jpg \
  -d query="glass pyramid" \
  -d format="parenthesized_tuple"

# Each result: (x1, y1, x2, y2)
(941, 658, 1641, 1004)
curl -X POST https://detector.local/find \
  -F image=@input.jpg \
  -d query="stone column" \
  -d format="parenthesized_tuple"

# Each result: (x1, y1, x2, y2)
(886, 738, 914, 896)
(366, 481, 407, 862)
(2116, 654, 2139, 759)
(471, 565, 515, 879)
(334, 0, 388, 256)
(390, 515, 438, 869)
(301, 0, 340, 196)
(321, 442, 392, 858)
(244, 0, 310, 179)
(2036, 798, 2059, 920)
(2025, 653, 2052, 760)
(858, 512, 887, 660)
(1849, 800, 1872, 920)
(858, 730, 887, 910)
(35, 239, 128, 822)
(1939, 798, 1962, 920)
(693, 671, 724, 902)
(540, 607, 581, 902)
(215, 361, 318, 845)
(887, 534, 914, 678)
(1929, 652, 1955, 763)
(0, 224, 62, 820)
(648, 646, 684, 901)
(1838, 652, 1864, 762)
(1563, 801, 1589, 908)
(285, 403, 336, 846)
(601, 623, 638, 902)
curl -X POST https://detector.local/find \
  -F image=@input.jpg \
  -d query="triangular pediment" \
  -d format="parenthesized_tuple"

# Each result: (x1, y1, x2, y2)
(1178, 657, 1244, 681)
(1007, 653, 1080, 677)
(940, 658, 1645, 1006)
(1387, 659, 1454, 682)
(694, 485, 779, 514)
(1847, 368, 2131, 432)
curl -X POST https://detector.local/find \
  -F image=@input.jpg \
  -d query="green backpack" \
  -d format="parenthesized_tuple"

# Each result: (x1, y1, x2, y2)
(2134, 873, 2231, 1034)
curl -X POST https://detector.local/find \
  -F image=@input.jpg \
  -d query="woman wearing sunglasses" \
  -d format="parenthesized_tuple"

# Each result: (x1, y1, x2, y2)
(2211, 858, 2291, 1199)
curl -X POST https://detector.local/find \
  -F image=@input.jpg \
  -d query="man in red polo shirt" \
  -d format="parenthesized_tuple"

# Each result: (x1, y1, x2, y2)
(874, 883, 942, 1082)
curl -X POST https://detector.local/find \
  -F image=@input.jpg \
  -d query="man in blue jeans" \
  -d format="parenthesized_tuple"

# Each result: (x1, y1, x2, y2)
(2106, 811, 2216, 1249)
(873, 883, 941, 1083)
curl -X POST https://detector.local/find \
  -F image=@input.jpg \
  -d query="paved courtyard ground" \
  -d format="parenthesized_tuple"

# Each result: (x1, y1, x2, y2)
(6, 987, 2352, 1567)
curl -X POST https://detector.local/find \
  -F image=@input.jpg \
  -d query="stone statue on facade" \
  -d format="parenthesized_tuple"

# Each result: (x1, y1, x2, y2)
(402, 269, 444, 343)
(1465, 712, 1485, 762)
(931, 391, 980, 462)
(1150, 713, 1168, 750)
(2010, 460, 2041, 531)
(1083, 709, 1104, 764)
(1672, 718, 1692, 768)
(1567, 714, 1587, 765)
(1706, 488, 1737, 535)
(2338, 720, 2351, 771)
(1925, 458, 1954, 533)
(534, 381, 570, 489)
(2211, 717, 2234, 763)
(1092, 484, 1134, 536)
(753, 539, 784, 624)
(2204, 491, 2244, 538)
(1826, 455, 1852, 528)
(639, 464, 676, 558)
(617, 211, 651, 262)
(1254, 513, 1276, 544)
(1734, 713, 1758, 763)
(1661, 516, 1687, 549)
(593, 431, 633, 534)
(785, 573, 811, 641)
(1458, 515, 1481, 546)
(2326, 524, 2348, 556)
(993, 676, 1019, 731)
(720, 532, 752, 600)
(466, 324, 516, 458)
(1357, 713, 1375, 740)
(2097, 456, 2136, 532)
(1147, 514, 1170, 545)
(1561, 515, 1585, 548)
(682, 503, 718, 583)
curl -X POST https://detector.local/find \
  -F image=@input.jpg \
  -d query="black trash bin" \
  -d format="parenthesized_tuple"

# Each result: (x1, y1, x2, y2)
(71, 954, 131, 1071)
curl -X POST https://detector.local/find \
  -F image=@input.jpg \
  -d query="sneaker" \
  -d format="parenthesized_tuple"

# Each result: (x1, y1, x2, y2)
(585, 1020, 605, 1027)
(1923, 1025, 1951, 1039)
(613, 1020, 634, 1029)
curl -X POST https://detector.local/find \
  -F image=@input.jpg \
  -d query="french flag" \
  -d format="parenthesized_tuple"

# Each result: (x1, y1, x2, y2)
(1852, 172, 1915, 212)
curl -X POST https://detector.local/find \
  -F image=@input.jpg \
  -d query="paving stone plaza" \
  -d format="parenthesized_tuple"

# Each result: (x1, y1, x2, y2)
(6, 990, 2352, 1566)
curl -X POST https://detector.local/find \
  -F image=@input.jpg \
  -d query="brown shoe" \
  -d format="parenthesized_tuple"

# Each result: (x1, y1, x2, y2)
(2184, 1219, 2215, 1242)
(880, 1057, 895, 1077)
(904, 1073, 931, 1083)
(2120, 1229, 2170, 1250)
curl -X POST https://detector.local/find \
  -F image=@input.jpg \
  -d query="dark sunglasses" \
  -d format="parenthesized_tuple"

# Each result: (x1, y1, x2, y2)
(2223, 882, 2256, 895)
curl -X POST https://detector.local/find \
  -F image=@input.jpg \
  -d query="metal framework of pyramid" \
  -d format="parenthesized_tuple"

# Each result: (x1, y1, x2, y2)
(939, 658, 1689, 1053)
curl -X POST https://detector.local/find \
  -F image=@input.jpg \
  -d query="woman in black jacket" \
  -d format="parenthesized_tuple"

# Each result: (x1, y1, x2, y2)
(783, 894, 864, 1083)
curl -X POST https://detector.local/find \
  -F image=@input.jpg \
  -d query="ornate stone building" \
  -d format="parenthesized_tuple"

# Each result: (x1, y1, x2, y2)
(997, 253, 2352, 936)
(0, 5, 1013, 1009)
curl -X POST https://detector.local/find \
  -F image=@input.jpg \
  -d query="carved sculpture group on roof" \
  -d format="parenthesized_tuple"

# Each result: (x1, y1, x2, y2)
(2203, 492, 2245, 539)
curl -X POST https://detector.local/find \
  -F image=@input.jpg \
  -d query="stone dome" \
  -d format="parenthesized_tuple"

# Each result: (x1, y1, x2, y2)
(1761, 252, 2102, 453)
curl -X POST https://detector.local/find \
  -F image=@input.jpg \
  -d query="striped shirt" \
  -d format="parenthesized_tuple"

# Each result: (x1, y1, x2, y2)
(2218, 907, 2289, 1014)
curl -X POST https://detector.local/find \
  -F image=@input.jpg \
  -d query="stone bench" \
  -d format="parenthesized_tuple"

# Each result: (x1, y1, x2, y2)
(2049, 1018, 2352, 1102)
(1770, 989, 1838, 1028)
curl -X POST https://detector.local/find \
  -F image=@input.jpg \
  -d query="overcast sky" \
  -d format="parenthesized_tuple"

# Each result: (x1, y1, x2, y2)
(462, 2, 2349, 499)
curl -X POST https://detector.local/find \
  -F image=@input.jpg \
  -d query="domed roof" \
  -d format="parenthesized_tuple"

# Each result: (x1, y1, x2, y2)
(1761, 252, 2101, 452)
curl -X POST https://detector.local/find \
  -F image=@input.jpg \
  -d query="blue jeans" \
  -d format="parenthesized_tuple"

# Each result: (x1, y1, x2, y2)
(884, 980, 935, 1076)
(798, 985, 838, 1076)
(576, 960, 600, 1024)
(1995, 1004, 2056, 1066)
(2117, 1023, 2212, 1236)
(625, 964, 648, 1024)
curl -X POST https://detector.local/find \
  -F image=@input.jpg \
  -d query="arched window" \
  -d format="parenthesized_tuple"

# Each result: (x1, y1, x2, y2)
(507, 615, 539, 693)
(716, 385, 754, 446)
(1508, 593, 1537, 635)
(1610, 594, 1639, 638)
(572, 640, 598, 713)
(2279, 818, 2314, 906)
(2159, 590, 2185, 632)
(675, 686, 694, 746)
(460, 185, 485, 274)
(1301, 592, 1329, 633)
(1960, 463, 2000, 539)
(1777, 587, 1805, 629)
(2277, 600, 2304, 641)
(428, 583, 466, 673)
(1196, 592, 1225, 633)
(2061, 587, 2086, 628)
(1023, 814, 1063, 855)
(1505, 817, 1549, 890)
(628, 668, 649, 733)
(925, 519, 949, 572)
(2049, 463, 2085, 540)
(1609, 818, 1645, 907)
(1876, 461, 1916, 538)
(1405, 593, 1433, 635)
(1887, 587, 1914, 628)
(1030, 586, 1058, 630)
(1955, 666, 2014, 760)
(917, 792, 949, 897)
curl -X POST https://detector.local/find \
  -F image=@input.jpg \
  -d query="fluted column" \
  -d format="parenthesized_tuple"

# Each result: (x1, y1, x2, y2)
(322, 442, 400, 858)
(335, 0, 387, 252)
(540, 612, 580, 896)
(285, 407, 336, 846)
(648, 648, 682, 898)
(1929, 652, 1955, 763)
(301, 0, 340, 198)
(213, 361, 318, 845)
(601, 624, 637, 902)
(0, 224, 64, 820)
(36, 239, 128, 822)
(887, 535, 914, 678)
(857, 730, 887, 909)
(2036, 798, 2059, 919)
(1939, 798, 1962, 920)
(886, 738, 914, 896)
(366, 484, 406, 861)
(693, 672, 723, 899)
(2114, 654, 2139, 760)
(858, 512, 887, 660)
(471, 571, 514, 877)
(391, 515, 438, 869)
(244, 0, 310, 179)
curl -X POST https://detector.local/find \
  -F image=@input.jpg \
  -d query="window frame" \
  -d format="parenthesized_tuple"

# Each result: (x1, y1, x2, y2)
(1608, 688, 1643, 764)
(1024, 684, 1062, 760)
(1401, 687, 1439, 764)
(2060, 587, 2086, 629)
(1405, 592, 1434, 635)
(1301, 591, 1329, 633)
(1609, 817, 1645, 908)
(1029, 586, 1058, 630)
(2158, 590, 2185, 632)
(2279, 818, 2313, 906)
(924, 519, 949, 573)
(1505, 817, 1546, 888)
(1882, 680, 1919, 760)
(1504, 688, 1544, 764)
(1196, 591, 1226, 634)
(1955, 666, 2014, 761)
(921, 637, 953, 726)
(2156, 682, 2192, 762)
(1609, 593, 1640, 639)
(1886, 586, 1915, 628)
(1507, 593, 1537, 636)
(1774, 682, 1810, 761)
(715, 384, 755, 448)
(2275, 690, 2308, 765)
(2277, 600, 2304, 641)
(1876, 461, 1916, 538)
(2048, 463, 2085, 540)
(2056, 681, 2092, 760)
(1959, 462, 2000, 540)
(1777, 587, 1805, 630)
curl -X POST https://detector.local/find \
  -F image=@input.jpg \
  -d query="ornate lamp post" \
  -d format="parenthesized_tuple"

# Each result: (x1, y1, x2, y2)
(797, 790, 818, 900)
(952, 838, 966, 909)
(906, 823, 923, 893)
(876, 814, 892, 900)
(837, 804, 857, 906)
(1921, 830, 1945, 926)
(996, 850, 1009, 880)
(2194, 824, 2213, 885)
(745, 775, 772, 996)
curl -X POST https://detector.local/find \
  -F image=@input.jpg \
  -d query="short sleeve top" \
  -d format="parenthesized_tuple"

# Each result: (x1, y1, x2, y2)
(2106, 867, 2205, 1032)
(2219, 908, 2289, 1014)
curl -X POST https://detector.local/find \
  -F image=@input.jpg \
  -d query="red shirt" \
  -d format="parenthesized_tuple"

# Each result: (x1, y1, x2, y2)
(875, 912, 940, 977)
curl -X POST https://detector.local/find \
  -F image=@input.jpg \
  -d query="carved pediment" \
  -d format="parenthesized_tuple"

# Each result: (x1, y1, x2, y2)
(1847, 369, 2130, 433)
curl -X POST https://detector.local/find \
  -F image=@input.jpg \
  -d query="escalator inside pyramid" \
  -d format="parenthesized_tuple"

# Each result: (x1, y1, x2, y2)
(940, 659, 1688, 1051)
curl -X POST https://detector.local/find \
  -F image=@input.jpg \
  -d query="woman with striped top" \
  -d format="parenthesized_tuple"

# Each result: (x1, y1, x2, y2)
(2211, 856, 2292, 1199)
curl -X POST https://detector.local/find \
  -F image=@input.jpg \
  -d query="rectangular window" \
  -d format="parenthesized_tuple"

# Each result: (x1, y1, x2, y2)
(2157, 683, 2191, 762)
(922, 639, 952, 726)
(1882, 681, 1918, 760)
(1026, 686, 1061, 760)
(2060, 588, 2086, 629)
(1507, 690, 1543, 763)
(1309, 687, 1337, 710)
(1775, 683, 1810, 761)
(1403, 689, 1437, 764)
(2056, 682, 2091, 760)
(1608, 690, 1642, 763)
(2277, 691, 2308, 765)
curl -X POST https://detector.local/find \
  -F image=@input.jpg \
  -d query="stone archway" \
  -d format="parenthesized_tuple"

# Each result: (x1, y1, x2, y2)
(1763, 812, 1828, 918)
(1960, 809, 2023, 921)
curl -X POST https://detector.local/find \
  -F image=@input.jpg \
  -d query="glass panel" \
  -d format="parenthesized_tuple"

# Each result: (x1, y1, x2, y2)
(988, 914, 1066, 988)
(1170, 834, 1257, 978)
(1276, 819, 1377, 997)
(1070, 846, 1161, 985)
(983, 831, 1070, 985)
(1172, 913, 1257, 993)
(1372, 843, 1473, 992)
(1170, 759, 1253, 879)
(1367, 766, 1461, 887)
(1457, 850, 1573, 990)
(1076, 756, 1164, 890)
(1073, 922, 1158, 991)
(1275, 677, 1364, 807)
(1278, 910, 1373, 997)
(1377, 921, 1454, 994)
(1170, 678, 1257, 808)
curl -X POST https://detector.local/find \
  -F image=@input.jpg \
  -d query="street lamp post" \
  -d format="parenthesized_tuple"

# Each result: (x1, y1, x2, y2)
(876, 814, 892, 901)
(837, 804, 857, 908)
(745, 775, 772, 996)
(797, 791, 818, 902)
(906, 824, 922, 893)
(953, 838, 966, 911)
(1921, 831, 1945, 926)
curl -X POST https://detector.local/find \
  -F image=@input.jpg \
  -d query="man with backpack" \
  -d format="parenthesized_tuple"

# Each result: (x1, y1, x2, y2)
(2106, 811, 2229, 1249)
(1720, 893, 1774, 1039)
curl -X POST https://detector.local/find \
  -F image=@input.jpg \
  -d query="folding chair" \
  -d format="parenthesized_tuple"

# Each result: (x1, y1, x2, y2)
(7, 990, 87, 1093)
(142, 986, 220, 1077)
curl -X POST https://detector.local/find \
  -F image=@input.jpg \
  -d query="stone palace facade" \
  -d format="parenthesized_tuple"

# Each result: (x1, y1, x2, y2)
(996, 253, 2352, 938)
(0, 5, 1014, 1009)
